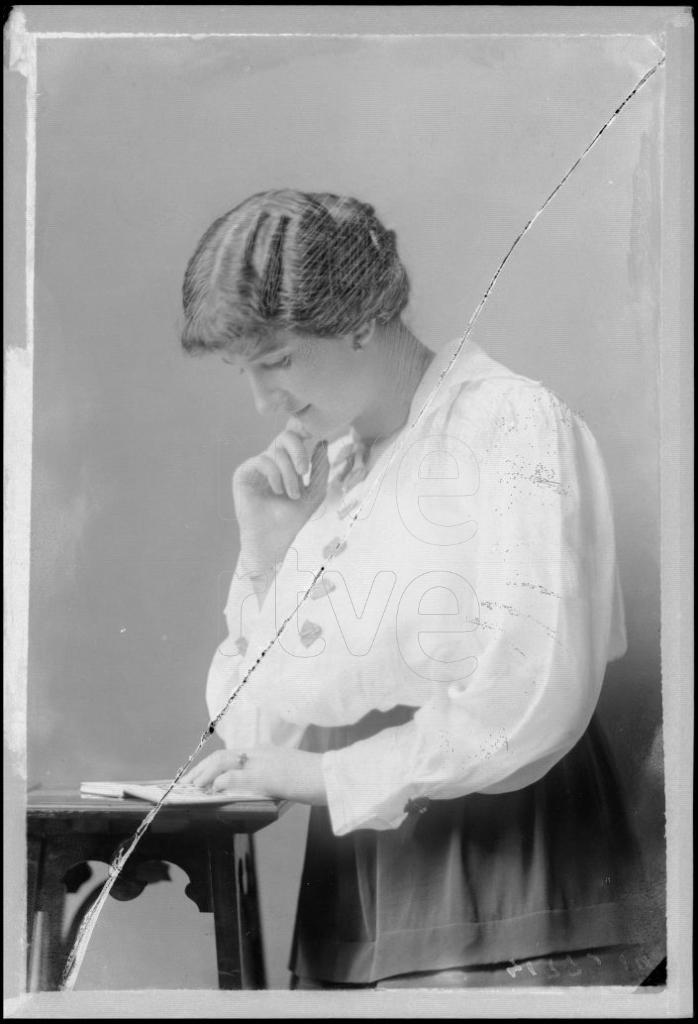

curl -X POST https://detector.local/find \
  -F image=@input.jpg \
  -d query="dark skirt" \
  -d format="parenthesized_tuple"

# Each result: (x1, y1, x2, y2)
(290, 708, 658, 985)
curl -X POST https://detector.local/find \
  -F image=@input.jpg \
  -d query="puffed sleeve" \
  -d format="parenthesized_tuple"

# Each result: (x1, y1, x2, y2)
(206, 558, 306, 750)
(321, 382, 627, 834)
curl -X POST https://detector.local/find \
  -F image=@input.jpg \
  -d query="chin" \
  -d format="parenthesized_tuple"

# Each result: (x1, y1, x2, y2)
(322, 422, 350, 441)
(301, 409, 350, 443)
(315, 418, 355, 443)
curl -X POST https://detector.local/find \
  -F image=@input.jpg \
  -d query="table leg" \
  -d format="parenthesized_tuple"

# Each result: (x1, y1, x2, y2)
(209, 844, 243, 989)
(236, 835, 266, 990)
(37, 882, 66, 991)
(208, 836, 267, 989)
(30, 837, 108, 991)
(26, 837, 43, 991)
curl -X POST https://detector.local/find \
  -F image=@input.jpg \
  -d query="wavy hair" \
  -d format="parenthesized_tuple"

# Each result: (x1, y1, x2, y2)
(181, 190, 410, 358)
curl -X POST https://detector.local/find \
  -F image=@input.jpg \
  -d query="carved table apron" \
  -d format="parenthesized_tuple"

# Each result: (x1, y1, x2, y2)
(26, 789, 288, 991)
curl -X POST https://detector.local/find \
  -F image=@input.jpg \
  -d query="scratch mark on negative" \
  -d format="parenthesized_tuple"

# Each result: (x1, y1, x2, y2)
(58, 52, 666, 990)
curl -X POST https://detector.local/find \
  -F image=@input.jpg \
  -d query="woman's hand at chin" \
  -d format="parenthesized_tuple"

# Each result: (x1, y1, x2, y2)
(183, 746, 327, 805)
(233, 423, 329, 572)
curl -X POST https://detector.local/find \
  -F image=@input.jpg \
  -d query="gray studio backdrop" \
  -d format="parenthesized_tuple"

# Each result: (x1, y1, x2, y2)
(28, 34, 664, 989)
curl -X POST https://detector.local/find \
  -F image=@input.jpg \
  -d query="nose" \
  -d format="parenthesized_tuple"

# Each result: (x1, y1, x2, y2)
(246, 368, 282, 416)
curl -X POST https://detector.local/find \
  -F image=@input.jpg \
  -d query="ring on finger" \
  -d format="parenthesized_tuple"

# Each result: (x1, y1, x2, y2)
(236, 752, 249, 769)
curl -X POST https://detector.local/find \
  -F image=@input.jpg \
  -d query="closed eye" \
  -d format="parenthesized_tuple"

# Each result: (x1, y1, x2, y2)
(261, 354, 292, 371)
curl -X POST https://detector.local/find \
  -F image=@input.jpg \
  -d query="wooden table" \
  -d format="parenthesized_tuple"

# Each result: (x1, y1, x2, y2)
(26, 789, 288, 991)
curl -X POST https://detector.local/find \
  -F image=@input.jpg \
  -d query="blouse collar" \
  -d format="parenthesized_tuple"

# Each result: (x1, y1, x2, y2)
(327, 339, 503, 477)
(406, 337, 500, 421)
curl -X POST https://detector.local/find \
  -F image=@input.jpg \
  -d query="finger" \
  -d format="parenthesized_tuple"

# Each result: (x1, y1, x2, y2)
(182, 762, 214, 787)
(234, 457, 284, 498)
(182, 751, 222, 783)
(303, 440, 330, 500)
(181, 765, 211, 787)
(185, 753, 231, 789)
(277, 431, 310, 477)
(285, 415, 314, 441)
(268, 444, 302, 499)
(190, 764, 226, 789)
(255, 454, 285, 496)
(212, 771, 244, 793)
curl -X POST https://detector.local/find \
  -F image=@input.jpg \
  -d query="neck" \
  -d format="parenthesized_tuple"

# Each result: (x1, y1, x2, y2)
(351, 320, 434, 448)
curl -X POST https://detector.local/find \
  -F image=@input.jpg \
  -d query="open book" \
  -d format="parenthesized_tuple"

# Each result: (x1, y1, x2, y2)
(80, 780, 267, 804)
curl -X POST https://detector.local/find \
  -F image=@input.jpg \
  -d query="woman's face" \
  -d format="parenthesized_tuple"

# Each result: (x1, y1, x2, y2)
(227, 329, 374, 441)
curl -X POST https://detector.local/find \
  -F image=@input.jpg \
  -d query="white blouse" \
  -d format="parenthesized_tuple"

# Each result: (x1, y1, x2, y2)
(206, 339, 627, 836)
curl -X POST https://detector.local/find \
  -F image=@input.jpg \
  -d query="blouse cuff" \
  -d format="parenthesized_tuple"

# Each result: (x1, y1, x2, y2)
(321, 744, 409, 836)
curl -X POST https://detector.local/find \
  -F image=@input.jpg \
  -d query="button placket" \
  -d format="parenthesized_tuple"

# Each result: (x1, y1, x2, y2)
(298, 620, 323, 648)
(337, 497, 361, 520)
(309, 577, 337, 601)
(322, 536, 348, 560)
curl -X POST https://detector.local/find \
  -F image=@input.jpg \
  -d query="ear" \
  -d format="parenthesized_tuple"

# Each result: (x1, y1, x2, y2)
(350, 320, 376, 351)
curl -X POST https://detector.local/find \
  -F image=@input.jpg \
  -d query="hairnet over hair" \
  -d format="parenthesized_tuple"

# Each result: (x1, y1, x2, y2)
(181, 190, 410, 358)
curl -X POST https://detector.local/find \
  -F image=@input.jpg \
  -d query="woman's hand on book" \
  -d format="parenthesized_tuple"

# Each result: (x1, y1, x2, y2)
(182, 746, 327, 806)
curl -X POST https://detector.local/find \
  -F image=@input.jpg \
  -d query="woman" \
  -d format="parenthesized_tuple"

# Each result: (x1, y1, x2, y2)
(182, 190, 653, 988)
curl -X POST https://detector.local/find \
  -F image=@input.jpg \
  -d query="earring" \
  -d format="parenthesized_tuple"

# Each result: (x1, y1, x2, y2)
(352, 339, 362, 351)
